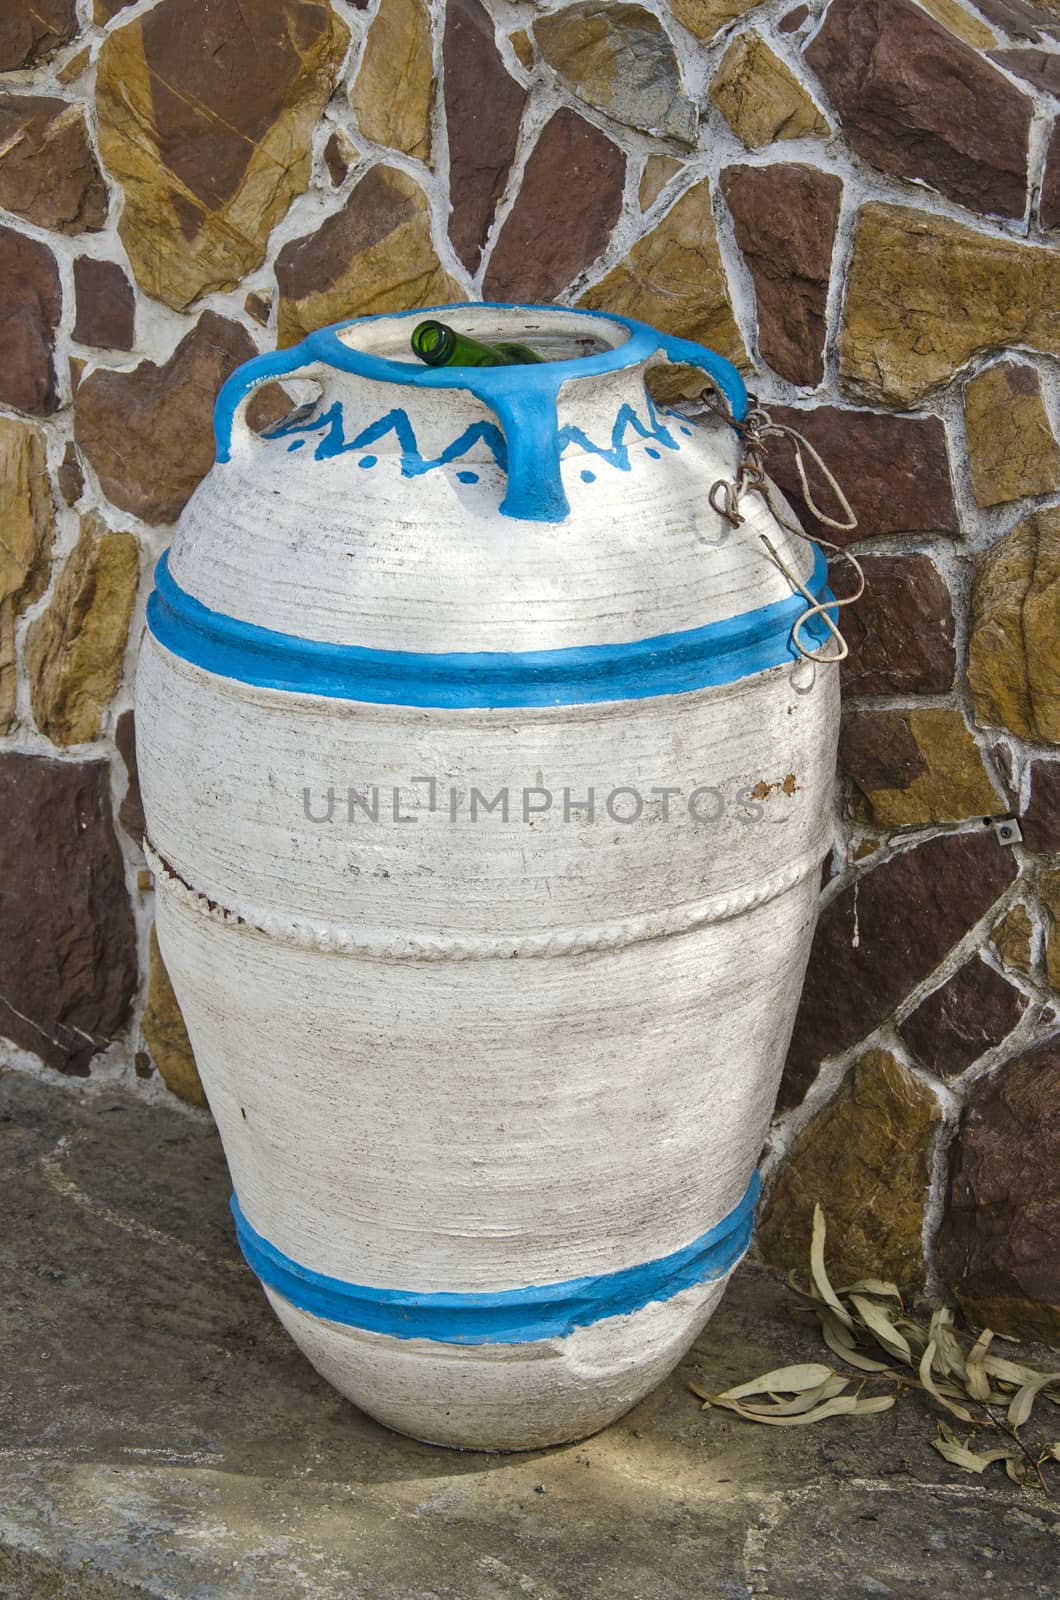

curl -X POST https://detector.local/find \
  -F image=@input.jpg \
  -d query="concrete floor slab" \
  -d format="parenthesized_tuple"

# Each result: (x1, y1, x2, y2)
(1, 1069, 1057, 1599)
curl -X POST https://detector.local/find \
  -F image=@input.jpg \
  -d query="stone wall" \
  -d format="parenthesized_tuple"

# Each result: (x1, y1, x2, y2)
(1, 0, 1058, 1340)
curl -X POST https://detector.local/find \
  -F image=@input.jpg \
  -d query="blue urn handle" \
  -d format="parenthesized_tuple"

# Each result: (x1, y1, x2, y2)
(211, 312, 750, 525)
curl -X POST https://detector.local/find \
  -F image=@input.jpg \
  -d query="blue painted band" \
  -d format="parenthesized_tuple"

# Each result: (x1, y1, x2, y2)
(147, 546, 834, 708)
(212, 304, 749, 523)
(231, 1173, 759, 1346)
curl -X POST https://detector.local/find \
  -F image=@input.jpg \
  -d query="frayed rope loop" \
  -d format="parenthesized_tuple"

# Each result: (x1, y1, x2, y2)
(700, 392, 865, 665)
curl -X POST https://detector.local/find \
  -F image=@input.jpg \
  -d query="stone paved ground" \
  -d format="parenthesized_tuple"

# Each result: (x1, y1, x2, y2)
(2, 1068, 1057, 1600)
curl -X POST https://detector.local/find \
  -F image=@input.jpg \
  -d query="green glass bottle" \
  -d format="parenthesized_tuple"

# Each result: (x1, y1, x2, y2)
(410, 319, 544, 368)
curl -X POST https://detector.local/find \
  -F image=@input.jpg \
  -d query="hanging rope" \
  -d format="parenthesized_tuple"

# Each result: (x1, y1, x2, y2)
(698, 390, 865, 665)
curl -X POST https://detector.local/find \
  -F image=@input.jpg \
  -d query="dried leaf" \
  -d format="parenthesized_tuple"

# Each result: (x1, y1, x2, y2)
(718, 1364, 835, 1401)
(1005, 1456, 1030, 1486)
(919, 1340, 976, 1423)
(819, 1310, 896, 1373)
(730, 1376, 851, 1416)
(852, 1295, 913, 1364)
(983, 1352, 1049, 1388)
(836, 1278, 903, 1301)
(707, 1392, 893, 1427)
(1007, 1371, 1060, 1431)
(965, 1329, 994, 1403)
(810, 1205, 853, 1331)
(932, 1426, 1016, 1475)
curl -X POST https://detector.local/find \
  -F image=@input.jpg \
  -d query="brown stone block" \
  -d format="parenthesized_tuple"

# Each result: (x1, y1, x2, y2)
(839, 203, 1060, 406)
(780, 830, 1018, 1107)
(352, 0, 434, 162)
(0, 753, 137, 1076)
(964, 361, 1060, 508)
(827, 553, 956, 697)
(74, 312, 285, 525)
(1021, 762, 1060, 855)
(806, 0, 1030, 219)
(974, 0, 1059, 39)
(579, 177, 747, 399)
(276, 166, 464, 349)
(839, 708, 1002, 827)
(0, 0, 78, 71)
(444, 0, 528, 273)
(1042, 120, 1060, 231)
(721, 163, 841, 387)
(898, 955, 1028, 1078)
(143, 925, 206, 1107)
(0, 225, 61, 418)
(967, 507, 1060, 744)
(711, 34, 828, 150)
(0, 419, 55, 733)
(114, 708, 145, 844)
(73, 257, 135, 351)
(322, 130, 359, 188)
(761, 1049, 940, 1293)
(95, 0, 350, 310)
(989, 46, 1060, 94)
(764, 405, 959, 544)
(25, 512, 139, 747)
(57, 442, 85, 509)
(534, 2, 697, 144)
(0, 95, 108, 235)
(484, 109, 626, 303)
(937, 1042, 1060, 1342)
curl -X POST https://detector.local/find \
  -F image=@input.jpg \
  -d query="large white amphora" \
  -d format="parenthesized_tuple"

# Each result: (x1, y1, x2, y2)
(135, 305, 840, 1450)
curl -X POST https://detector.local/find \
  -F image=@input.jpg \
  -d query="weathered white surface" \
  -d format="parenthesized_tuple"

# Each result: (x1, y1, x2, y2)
(171, 312, 815, 652)
(265, 1278, 732, 1452)
(138, 306, 840, 1449)
(156, 873, 821, 1291)
(138, 648, 834, 937)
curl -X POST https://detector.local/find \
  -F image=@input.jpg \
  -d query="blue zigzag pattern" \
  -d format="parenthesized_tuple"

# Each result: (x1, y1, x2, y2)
(264, 394, 683, 480)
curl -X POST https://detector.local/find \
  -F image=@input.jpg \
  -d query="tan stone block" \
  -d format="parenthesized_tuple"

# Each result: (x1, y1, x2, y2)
(840, 203, 1060, 407)
(25, 513, 139, 747)
(840, 707, 1003, 827)
(351, 0, 434, 163)
(760, 1048, 941, 1293)
(96, 0, 350, 310)
(669, 0, 761, 44)
(990, 901, 1033, 976)
(914, 0, 998, 45)
(965, 361, 1060, 508)
(1040, 869, 1060, 991)
(579, 177, 747, 401)
(56, 44, 91, 83)
(142, 925, 206, 1108)
(276, 165, 464, 348)
(709, 33, 828, 149)
(510, 27, 534, 68)
(639, 154, 682, 211)
(535, 2, 697, 143)
(968, 507, 1060, 744)
(0, 419, 54, 733)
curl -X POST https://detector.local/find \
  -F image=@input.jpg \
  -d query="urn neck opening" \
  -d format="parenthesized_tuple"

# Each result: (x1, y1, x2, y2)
(214, 305, 749, 524)
(330, 305, 634, 374)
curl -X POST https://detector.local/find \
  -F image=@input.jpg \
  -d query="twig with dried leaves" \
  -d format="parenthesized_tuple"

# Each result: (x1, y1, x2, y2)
(689, 1206, 1060, 1491)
